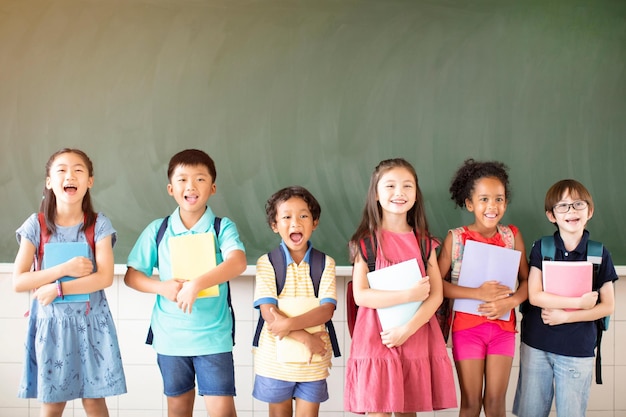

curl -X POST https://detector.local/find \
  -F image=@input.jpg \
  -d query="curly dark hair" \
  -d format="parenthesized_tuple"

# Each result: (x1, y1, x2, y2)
(449, 158, 510, 207)
(265, 186, 321, 228)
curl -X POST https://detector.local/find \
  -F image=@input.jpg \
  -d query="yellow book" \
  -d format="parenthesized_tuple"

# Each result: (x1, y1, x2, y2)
(169, 232, 219, 298)
(275, 297, 325, 363)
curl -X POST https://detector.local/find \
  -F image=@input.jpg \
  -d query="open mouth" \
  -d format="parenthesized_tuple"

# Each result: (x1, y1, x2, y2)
(290, 233, 304, 244)
(63, 185, 78, 194)
(185, 195, 199, 204)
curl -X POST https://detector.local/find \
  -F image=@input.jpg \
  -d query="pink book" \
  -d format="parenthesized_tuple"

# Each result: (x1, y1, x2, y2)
(542, 261, 592, 310)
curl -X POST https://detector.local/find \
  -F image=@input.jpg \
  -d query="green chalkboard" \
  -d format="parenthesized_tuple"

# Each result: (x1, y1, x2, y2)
(1, 0, 625, 265)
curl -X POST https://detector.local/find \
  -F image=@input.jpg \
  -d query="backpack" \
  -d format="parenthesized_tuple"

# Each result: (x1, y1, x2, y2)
(346, 232, 432, 338)
(145, 216, 237, 345)
(252, 246, 341, 358)
(540, 235, 608, 384)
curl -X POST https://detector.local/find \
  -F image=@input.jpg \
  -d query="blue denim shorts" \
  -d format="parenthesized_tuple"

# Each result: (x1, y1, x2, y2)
(157, 352, 236, 397)
(252, 375, 328, 403)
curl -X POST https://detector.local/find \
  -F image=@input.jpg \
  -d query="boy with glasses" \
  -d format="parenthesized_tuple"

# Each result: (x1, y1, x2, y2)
(513, 179, 618, 417)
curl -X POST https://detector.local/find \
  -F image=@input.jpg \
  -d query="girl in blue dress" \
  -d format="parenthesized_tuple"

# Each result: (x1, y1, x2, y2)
(12, 148, 126, 416)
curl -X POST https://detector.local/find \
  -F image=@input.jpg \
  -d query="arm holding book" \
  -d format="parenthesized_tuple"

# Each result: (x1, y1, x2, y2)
(176, 248, 246, 313)
(380, 250, 441, 349)
(13, 238, 93, 294)
(439, 233, 512, 304)
(263, 303, 334, 339)
(478, 231, 530, 320)
(55, 234, 115, 296)
(528, 265, 598, 311)
(540, 280, 614, 326)
(351, 253, 430, 310)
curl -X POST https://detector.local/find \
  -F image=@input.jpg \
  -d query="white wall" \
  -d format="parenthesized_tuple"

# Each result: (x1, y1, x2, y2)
(1, 264, 624, 417)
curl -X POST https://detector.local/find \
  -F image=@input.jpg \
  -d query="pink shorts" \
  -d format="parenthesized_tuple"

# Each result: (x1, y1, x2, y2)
(452, 322, 515, 361)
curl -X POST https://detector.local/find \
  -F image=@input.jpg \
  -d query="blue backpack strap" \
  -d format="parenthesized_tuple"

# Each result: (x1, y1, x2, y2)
(212, 217, 236, 346)
(309, 248, 341, 357)
(146, 216, 170, 345)
(252, 246, 284, 347)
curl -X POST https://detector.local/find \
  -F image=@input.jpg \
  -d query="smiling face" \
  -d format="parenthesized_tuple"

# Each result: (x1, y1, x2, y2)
(465, 176, 507, 234)
(271, 196, 318, 263)
(167, 163, 216, 217)
(546, 190, 593, 236)
(376, 167, 417, 218)
(45, 151, 93, 206)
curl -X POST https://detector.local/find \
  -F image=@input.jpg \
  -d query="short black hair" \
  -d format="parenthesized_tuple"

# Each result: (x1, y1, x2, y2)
(167, 149, 216, 181)
(265, 186, 321, 227)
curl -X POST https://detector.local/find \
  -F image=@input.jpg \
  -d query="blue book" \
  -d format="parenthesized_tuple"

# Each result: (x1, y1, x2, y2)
(43, 242, 91, 303)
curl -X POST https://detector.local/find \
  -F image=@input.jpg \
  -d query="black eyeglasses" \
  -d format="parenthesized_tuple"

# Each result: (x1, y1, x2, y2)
(553, 200, 588, 213)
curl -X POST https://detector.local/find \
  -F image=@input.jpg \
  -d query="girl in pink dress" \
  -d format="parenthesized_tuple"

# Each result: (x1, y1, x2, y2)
(345, 158, 457, 416)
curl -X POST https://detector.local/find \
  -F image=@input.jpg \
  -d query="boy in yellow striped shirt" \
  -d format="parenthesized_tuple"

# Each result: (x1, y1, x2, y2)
(252, 186, 337, 417)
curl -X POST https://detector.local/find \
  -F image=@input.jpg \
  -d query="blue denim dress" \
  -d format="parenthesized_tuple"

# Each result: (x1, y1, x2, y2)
(16, 213, 127, 403)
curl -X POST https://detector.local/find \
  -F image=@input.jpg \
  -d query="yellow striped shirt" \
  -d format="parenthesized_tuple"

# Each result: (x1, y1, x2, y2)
(253, 251, 337, 382)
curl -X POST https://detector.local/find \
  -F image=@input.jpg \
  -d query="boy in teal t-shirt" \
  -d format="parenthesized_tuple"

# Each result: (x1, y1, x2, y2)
(125, 149, 246, 417)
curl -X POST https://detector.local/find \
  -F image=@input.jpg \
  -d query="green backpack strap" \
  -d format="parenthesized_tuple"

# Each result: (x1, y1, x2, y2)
(540, 236, 555, 260)
(587, 240, 603, 266)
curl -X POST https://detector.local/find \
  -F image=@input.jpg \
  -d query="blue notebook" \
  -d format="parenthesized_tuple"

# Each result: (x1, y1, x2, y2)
(43, 242, 91, 303)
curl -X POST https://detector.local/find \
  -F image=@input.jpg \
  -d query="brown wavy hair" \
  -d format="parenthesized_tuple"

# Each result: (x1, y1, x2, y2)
(349, 158, 434, 264)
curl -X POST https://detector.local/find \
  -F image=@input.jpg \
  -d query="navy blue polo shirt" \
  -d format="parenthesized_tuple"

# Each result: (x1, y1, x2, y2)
(520, 230, 618, 357)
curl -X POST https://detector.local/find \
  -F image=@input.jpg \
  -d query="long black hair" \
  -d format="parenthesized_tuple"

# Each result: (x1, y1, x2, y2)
(40, 148, 97, 235)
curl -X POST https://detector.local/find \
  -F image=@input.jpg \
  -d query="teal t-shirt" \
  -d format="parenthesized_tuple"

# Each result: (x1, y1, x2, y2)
(127, 206, 245, 356)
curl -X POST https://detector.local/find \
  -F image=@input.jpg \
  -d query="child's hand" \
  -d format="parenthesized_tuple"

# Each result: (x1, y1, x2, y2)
(478, 281, 512, 302)
(380, 325, 412, 349)
(303, 331, 327, 363)
(541, 308, 568, 326)
(63, 256, 93, 278)
(176, 280, 199, 313)
(579, 291, 599, 310)
(267, 307, 291, 339)
(33, 283, 58, 306)
(409, 276, 430, 302)
(159, 279, 185, 302)
(478, 296, 514, 320)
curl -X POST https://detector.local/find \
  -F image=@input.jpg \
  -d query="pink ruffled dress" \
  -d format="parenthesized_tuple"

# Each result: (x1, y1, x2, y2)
(345, 230, 457, 413)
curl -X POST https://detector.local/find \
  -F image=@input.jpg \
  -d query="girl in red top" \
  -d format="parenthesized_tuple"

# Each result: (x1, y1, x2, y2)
(437, 159, 529, 417)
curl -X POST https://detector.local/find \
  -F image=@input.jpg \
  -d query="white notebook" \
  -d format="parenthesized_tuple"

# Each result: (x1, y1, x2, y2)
(454, 240, 521, 320)
(366, 258, 424, 330)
